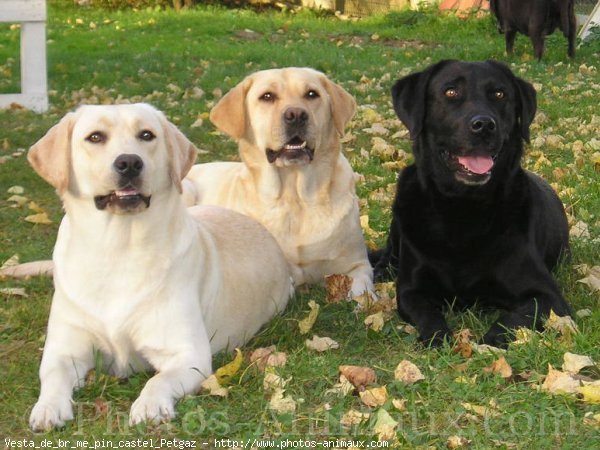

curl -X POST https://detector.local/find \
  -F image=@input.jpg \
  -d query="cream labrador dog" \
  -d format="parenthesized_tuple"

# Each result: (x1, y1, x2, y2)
(182, 68, 373, 297)
(26, 103, 292, 431)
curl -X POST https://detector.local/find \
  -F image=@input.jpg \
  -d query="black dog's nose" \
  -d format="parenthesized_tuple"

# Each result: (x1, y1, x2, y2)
(470, 115, 497, 134)
(113, 154, 143, 178)
(284, 107, 309, 126)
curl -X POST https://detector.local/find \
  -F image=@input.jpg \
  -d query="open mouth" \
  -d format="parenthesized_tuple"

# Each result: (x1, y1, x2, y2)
(266, 137, 315, 166)
(94, 185, 151, 212)
(442, 150, 497, 185)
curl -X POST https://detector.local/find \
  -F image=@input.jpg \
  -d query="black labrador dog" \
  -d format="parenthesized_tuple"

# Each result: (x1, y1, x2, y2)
(371, 60, 571, 347)
(490, 0, 576, 60)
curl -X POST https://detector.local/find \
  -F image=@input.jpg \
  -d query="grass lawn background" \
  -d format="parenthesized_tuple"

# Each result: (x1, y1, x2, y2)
(1, 1, 599, 447)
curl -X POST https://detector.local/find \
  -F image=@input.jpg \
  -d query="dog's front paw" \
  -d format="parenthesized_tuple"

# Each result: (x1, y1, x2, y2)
(129, 394, 175, 426)
(481, 327, 512, 349)
(29, 398, 73, 431)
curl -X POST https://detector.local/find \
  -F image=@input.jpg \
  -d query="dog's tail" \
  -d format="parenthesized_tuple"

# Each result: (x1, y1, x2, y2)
(0, 260, 53, 278)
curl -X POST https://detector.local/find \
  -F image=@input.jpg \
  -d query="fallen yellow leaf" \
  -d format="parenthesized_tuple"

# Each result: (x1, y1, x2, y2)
(359, 385, 388, 408)
(578, 385, 600, 404)
(461, 401, 500, 418)
(545, 310, 578, 335)
(298, 300, 320, 334)
(373, 408, 398, 440)
(215, 348, 243, 385)
(200, 374, 228, 397)
(24, 212, 52, 225)
(364, 311, 385, 332)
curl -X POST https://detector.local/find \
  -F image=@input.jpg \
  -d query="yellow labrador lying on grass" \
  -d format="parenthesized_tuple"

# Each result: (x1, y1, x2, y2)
(183, 68, 373, 297)
(26, 104, 292, 431)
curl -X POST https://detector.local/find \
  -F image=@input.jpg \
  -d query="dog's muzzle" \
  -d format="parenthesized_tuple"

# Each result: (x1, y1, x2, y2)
(266, 136, 315, 166)
(94, 154, 151, 212)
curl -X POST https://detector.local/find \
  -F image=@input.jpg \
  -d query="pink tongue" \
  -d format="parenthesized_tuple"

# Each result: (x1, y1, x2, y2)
(457, 155, 494, 174)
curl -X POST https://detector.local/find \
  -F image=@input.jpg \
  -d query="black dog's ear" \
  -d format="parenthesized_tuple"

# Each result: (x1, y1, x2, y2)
(391, 60, 454, 139)
(485, 60, 537, 143)
(513, 77, 537, 143)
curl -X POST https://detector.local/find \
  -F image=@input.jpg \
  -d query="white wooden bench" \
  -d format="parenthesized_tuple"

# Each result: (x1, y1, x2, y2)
(0, 0, 48, 113)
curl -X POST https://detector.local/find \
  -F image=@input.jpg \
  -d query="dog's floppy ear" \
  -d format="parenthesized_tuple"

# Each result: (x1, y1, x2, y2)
(391, 60, 453, 139)
(209, 76, 252, 140)
(513, 77, 536, 143)
(485, 60, 537, 142)
(28, 112, 76, 194)
(159, 113, 198, 193)
(320, 75, 357, 136)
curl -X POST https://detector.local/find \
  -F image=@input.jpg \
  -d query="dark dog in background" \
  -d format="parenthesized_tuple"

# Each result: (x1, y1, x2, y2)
(490, 0, 576, 60)
(371, 60, 571, 347)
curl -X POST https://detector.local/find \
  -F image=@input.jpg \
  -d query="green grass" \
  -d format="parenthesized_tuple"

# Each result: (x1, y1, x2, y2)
(1, 1, 599, 447)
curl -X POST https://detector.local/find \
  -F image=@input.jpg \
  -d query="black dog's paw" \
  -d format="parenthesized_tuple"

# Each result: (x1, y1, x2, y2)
(418, 329, 451, 348)
(481, 327, 514, 349)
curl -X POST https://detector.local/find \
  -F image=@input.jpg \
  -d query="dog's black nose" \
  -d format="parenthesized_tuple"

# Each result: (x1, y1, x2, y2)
(113, 154, 144, 178)
(284, 107, 309, 126)
(470, 115, 497, 134)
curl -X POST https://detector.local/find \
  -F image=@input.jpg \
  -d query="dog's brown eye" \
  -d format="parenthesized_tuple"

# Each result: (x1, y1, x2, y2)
(305, 90, 320, 99)
(139, 130, 155, 141)
(445, 88, 459, 98)
(259, 92, 276, 102)
(86, 132, 106, 144)
(494, 90, 505, 99)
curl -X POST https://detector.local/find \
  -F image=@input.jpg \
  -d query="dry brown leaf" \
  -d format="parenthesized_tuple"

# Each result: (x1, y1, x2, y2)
(575, 265, 600, 293)
(482, 356, 513, 379)
(392, 398, 407, 411)
(364, 311, 385, 332)
(541, 365, 580, 394)
(447, 435, 471, 449)
(7, 195, 28, 207)
(268, 388, 296, 414)
(325, 374, 355, 397)
(563, 352, 595, 374)
(200, 374, 229, 397)
(359, 385, 388, 408)
(453, 329, 474, 358)
(249, 346, 287, 371)
(545, 310, 578, 335)
(28, 201, 45, 213)
(324, 274, 352, 303)
(24, 213, 52, 225)
(263, 371, 290, 394)
(583, 412, 600, 427)
(339, 365, 377, 391)
(394, 360, 425, 384)
(305, 335, 339, 352)
(7, 185, 24, 194)
(0, 287, 28, 297)
(461, 401, 500, 418)
(1, 254, 19, 270)
(340, 409, 370, 427)
(298, 300, 320, 334)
